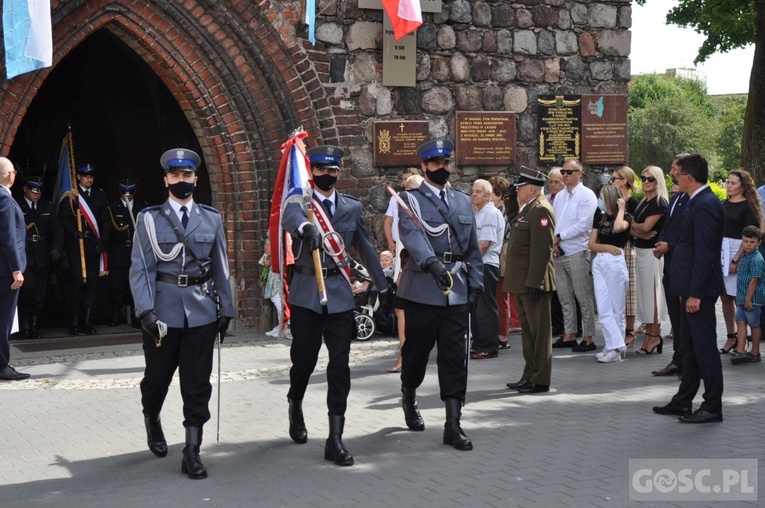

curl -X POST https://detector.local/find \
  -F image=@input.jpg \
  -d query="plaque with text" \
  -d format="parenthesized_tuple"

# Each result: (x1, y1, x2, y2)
(537, 95, 581, 165)
(383, 13, 416, 87)
(374, 120, 429, 167)
(455, 111, 516, 166)
(359, 0, 442, 13)
(581, 94, 628, 165)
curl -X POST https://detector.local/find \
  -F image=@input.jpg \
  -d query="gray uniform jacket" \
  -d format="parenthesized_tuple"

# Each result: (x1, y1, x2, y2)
(397, 186, 483, 306)
(129, 200, 234, 328)
(282, 192, 388, 314)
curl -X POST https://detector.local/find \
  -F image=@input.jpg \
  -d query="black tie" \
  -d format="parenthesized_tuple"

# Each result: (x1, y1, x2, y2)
(180, 205, 189, 229)
(439, 190, 448, 210)
(683, 198, 690, 217)
(31, 202, 36, 212)
(323, 198, 333, 219)
(84, 190, 90, 198)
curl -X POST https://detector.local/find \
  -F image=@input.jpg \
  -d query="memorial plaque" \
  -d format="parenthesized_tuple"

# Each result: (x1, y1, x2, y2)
(455, 111, 516, 166)
(359, 0, 442, 13)
(383, 13, 416, 87)
(373, 120, 429, 167)
(581, 94, 629, 165)
(537, 95, 581, 165)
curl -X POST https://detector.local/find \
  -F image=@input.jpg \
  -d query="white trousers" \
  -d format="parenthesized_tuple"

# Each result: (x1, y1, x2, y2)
(593, 252, 629, 351)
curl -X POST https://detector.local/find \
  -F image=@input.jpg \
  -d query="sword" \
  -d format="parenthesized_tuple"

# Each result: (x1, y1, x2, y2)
(216, 328, 222, 442)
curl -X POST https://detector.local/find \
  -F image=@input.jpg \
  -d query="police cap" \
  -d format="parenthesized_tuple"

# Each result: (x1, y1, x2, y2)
(416, 139, 454, 162)
(306, 145, 344, 169)
(77, 164, 95, 176)
(117, 178, 138, 195)
(23, 175, 45, 193)
(514, 166, 547, 187)
(160, 148, 201, 173)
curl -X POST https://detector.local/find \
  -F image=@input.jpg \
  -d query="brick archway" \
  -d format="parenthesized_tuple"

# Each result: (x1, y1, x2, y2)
(0, 0, 331, 326)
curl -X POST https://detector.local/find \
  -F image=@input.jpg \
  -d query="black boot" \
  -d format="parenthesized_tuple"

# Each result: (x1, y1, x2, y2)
(324, 415, 353, 466)
(181, 426, 207, 479)
(27, 315, 42, 339)
(443, 398, 472, 451)
(82, 308, 97, 335)
(68, 314, 80, 336)
(19, 312, 30, 338)
(288, 397, 307, 444)
(401, 387, 425, 431)
(143, 412, 168, 457)
(109, 306, 120, 327)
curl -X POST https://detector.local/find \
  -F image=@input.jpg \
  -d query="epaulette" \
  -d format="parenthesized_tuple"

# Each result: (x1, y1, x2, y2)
(452, 188, 470, 197)
(140, 205, 162, 214)
(340, 193, 360, 202)
(199, 204, 220, 214)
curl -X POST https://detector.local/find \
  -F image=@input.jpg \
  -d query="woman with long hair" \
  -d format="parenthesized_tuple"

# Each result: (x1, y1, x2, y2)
(719, 170, 764, 354)
(632, 166, 669, 355)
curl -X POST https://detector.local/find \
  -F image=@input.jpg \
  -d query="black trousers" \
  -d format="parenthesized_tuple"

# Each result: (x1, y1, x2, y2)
(673, 296, 724, 414)
(65, 246, 100, 309)
(288, 305, 355, 416)
(662, 273, 685, 368)
(109, 265, 132, 307)
(140, 321, 217, 427)
(19, 266, 48, 316)
(471, 264, 499, 354)
(401, 299, 468, 401)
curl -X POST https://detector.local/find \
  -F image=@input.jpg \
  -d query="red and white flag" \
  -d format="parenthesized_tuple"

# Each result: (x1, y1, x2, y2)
(382, 0, 422, 40)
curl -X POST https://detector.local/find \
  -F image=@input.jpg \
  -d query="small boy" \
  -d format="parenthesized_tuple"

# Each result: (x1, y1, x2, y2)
(732, 225, 764, 364)
(379, 250, 394, 278)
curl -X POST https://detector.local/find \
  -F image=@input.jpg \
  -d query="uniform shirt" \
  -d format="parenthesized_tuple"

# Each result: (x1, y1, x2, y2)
(167, 198, 196, 225)
(736, 248, 765, 306)
(552, 182, 597, 256)
(474, 201, 504, 267)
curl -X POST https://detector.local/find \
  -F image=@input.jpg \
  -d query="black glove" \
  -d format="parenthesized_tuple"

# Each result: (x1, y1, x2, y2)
(468, 288, 483, 311)
(50, 248, 61, 261)
(94, 240, 105, 254)
(300, 224, 322, 252)
(73, 231, 84, 240)
(139, 310, 161, 341)
(421, 256, 451, 292)
(527, 287, 540, 303)
(217, 316, 231, 342)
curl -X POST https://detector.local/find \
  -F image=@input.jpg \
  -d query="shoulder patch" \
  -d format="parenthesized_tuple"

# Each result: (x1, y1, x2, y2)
(199, 204, 220, 214)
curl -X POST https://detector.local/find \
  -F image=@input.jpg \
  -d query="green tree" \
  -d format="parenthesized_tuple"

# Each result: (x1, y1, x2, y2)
(713, 95, 748, 173)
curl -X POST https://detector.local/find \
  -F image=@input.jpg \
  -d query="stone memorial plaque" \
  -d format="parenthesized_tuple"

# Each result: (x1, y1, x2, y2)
(359, 0, 442, 13)
(581, 94, 629, 165)
(373, 120, 429, 167)
(383, 13, 416, 87)
(455, 111, 516, 166)
(537, 95, 581, 165)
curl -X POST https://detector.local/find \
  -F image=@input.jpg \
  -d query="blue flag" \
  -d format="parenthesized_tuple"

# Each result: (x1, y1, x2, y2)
(3, 0, 53, 80)
(54, 132, 74, 206)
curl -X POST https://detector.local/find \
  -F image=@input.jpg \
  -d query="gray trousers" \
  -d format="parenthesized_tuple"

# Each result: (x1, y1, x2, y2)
(553, 250, 596, 337)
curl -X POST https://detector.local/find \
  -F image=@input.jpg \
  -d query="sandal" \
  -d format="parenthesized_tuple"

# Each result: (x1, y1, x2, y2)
(636, 334, 663, 355)
(624, 329, 636, 348)
(719, 333, 737, 354)
(498, 338, 511, 350)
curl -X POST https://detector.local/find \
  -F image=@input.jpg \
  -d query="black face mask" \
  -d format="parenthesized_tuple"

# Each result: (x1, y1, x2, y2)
(426, 167, 450, 186)
(314, 174, 338, 191)
(168, 181, 195, 200)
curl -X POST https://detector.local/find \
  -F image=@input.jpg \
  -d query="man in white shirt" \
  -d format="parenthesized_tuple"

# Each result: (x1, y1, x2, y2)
(551, 160, 598, 352)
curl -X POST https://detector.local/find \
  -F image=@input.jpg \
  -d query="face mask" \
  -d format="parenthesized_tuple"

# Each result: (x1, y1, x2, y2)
(426, 167, 450, 185)
(313, 174, 338, 191)
(168, 181, 195, 200)
(597, 198, 606, 213)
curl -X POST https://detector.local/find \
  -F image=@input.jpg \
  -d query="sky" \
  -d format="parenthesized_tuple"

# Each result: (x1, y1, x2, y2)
(631, 1, 755, 95)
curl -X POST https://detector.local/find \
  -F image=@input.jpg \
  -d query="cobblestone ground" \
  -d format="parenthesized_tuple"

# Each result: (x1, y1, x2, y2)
(0, 312, 763, 508)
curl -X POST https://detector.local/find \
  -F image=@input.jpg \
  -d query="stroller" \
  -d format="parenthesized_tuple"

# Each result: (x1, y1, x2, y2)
(351, 263, 396, 340)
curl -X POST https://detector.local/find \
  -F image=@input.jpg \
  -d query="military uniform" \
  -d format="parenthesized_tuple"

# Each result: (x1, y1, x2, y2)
(396, 139, 483, 451)
(129, 148, 233, 479)
(57, 164, 111, 335)
(15, 177, 63, 338)
(503, 168, 556, 392)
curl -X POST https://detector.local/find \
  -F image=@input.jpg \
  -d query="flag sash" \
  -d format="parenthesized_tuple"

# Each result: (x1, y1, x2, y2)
(310, 197, 352, 287)
(78, 195, 109, 273)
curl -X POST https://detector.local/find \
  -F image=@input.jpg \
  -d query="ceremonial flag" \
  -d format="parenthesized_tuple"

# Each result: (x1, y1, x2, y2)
(382, 0, 422, 40)
(304, 0, 316, 45)
(53, 131, 74, 207)
(3, 0, 53, 80)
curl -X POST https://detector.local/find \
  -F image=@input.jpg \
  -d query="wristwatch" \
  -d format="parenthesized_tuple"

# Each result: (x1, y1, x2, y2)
(731, 258, 738, 264)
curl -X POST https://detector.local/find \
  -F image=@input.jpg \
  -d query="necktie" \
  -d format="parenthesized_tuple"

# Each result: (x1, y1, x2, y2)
(323, 198, 333, 219)
(31, 202, 36, 212)
(84, 190, 90, 198)
(683, 198, 691, 216)
(439, 190, 448, 209)
(180, 205, 189, 229)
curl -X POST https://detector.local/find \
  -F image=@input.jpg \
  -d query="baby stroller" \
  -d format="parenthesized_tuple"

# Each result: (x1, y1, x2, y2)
(351, 264, 396, 340)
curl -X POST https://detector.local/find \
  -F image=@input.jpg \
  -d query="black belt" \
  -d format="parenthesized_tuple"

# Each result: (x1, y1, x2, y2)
(294, 265, 342, 277)
(438, 253, 464, 263)
(156, 271, 210, 287)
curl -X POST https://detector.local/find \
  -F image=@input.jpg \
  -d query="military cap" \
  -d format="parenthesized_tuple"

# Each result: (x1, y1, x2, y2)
(117, 178, 138, 195)
(160, 148, 201, 173)
(77, 164, 96, 175)
(306, 145, 344, 168)
(514, 166, 547, 187)
(23, 175, 44, 193)
(417, 139, 454, 162)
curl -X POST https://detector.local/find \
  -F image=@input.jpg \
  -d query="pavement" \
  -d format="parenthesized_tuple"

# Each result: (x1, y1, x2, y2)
(0, 311, 763, 508)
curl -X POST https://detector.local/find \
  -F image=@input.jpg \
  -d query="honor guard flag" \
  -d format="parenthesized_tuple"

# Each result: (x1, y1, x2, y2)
(3, 0, 53, 79)
(54, 132, 74, 206)
(382, 0, 422, 40)
(304, 0, 316, 45)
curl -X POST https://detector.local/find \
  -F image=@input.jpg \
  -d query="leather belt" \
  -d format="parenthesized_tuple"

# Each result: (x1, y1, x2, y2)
(28, 234, 40, 242)
(294, 265, 342, 277)
(156, 271, 210, 287)
(438, 252, 464, 263)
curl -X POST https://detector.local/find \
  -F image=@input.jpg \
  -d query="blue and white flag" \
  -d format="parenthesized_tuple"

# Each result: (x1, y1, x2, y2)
(3, 0, 53, 80)
(54, 132, 73, 207)
(304, 0, 316, 45)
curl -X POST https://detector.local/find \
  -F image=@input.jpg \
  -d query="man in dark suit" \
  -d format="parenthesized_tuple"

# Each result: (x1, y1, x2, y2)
(0, 158, 31, 380)
(653, 153, 725, 423)
(281, 145, 388, 466)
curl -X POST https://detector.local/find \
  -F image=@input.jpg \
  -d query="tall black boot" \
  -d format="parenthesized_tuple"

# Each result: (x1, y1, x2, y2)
(143, 412, 168, 457)
(181, 426, 207, 479)
(28, 315, 42, 339)
(19, 311, 30, 337)
(109, 305, 120, 327)
(82, 308, 97, 335)
(443, 398, 472, 451)
(324, 415, 353, 466)
(288, 397, 307, 444)
(68, 314, 80, 336)
(401, 387, 425, 431)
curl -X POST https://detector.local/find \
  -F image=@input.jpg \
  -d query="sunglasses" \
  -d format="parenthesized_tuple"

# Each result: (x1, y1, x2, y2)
(560, 169, 580, 175)
(640, 176, 656, 183)
(610, 177, 624, 183)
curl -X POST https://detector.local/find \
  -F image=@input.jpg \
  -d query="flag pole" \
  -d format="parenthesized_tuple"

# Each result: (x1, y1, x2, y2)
(67, 128, 87, 283)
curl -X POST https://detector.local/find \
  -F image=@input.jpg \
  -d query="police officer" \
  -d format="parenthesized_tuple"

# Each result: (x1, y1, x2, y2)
(396, 139, 483, 451)
(58, 164, 111, 335)
(15, 176, 63, 338)
(130, 148, 233, 479)
(281, 145, 388, 466)
(108, 179, 146, 326)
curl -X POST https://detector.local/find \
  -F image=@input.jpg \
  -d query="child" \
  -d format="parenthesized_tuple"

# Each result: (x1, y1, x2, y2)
(379, 250, 394, 278)
(731, 225, 764, 364)
(259, 239, 283, 337)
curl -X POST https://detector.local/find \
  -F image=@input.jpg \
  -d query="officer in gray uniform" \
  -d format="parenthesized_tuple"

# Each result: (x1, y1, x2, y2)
(129, 148, 233, 480)
(281, 144, 388, 466)
(396, 138, 483, 451)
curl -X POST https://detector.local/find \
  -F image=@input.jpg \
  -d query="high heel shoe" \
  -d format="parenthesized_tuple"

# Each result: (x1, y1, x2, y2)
(636, 334, 663, 355)
(624, 329, 636, 348)
(719, 333, 737, 354)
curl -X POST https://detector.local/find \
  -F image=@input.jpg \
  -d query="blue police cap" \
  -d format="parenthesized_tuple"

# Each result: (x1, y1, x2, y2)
(514, 166, 547, 187)
(416, 139, 454, 162)
(117, 178, 138, 195)
(160, 148, 201, 173)
(77, 164, 95, 175)
(23, 176, 45, 192)
(306, 145, 344, 168)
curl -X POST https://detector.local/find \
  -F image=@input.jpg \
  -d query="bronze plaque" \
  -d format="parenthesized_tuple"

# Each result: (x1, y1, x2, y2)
(581, 94, 629, 165)
(537, 95, 581, 165)
(373, 121, 429, 167)
(455, 111, 516, 166)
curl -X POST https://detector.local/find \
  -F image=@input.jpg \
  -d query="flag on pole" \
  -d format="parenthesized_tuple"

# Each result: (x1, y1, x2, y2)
(382, 0, 422, 40)
(304, 0, 316, 45)
(3, 0, 53, 80)
(53, 132, 74, 207)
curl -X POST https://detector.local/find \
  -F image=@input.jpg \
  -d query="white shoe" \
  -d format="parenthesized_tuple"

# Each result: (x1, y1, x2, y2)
(598, 349, 624, 363)
(596, 348, 608, 360)
(265, 326, 280, 337)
